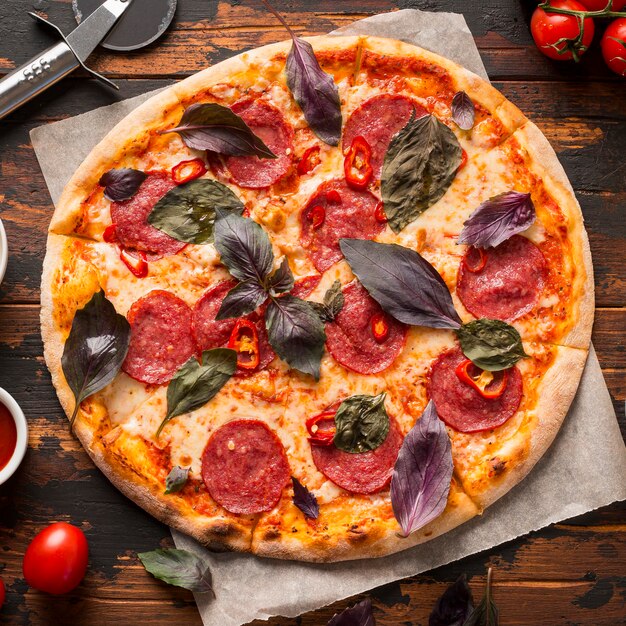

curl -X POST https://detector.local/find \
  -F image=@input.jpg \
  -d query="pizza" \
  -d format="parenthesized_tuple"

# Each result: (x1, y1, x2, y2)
(40, 35, 593, 562)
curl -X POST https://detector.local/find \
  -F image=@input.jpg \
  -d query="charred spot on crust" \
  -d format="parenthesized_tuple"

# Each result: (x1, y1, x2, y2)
(262, 528, 281, 541)
(489, 456, 507, 477)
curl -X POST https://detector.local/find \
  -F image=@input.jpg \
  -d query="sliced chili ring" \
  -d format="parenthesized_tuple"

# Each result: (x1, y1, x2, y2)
(120, 248, 148, 278)
(307, 205, 326, 229)
(344, 135, 373, 190)
(370, 312, 390, 343)
(455, 359, 509, 399)
(227, 318, 260, 370)
(326, 189, 342, 204)
(463, 247, 487, 273)
(172, 158, 207, 185)
(306, 410, 337, 446)
(374, 201, 387, 224)
(458, 148, 468, 172)
(297, 145, 321, 176)
(103, 224, 118, 243)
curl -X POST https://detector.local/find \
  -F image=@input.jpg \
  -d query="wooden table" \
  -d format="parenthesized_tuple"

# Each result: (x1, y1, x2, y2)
(0, 1, 624, 624)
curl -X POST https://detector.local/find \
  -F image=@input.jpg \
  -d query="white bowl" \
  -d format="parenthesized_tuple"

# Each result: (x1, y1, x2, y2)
(0, 388, 28, 486)
(0, 218, 7, 285)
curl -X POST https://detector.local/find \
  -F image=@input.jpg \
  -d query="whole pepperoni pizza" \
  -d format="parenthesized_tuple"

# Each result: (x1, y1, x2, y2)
(41, 35, 593, 562)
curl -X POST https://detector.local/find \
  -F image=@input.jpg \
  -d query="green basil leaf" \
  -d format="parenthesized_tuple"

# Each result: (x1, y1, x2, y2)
(148, 179, 244, 244)
(164, 466, 189, 494)
(311, 280, 344, 323)
(381, 114, 462, 233)
(216, 280, 268, 320)
(138, 548, 213, 594)
(157, 348, 237, 437)
(268, 257, 295, 295)
(463, 568, 498, 626)
(265, 295, 326, 380)
(333, 393, 390, 453)
(61, 291, 130, 429)
(456, 319, 528, 372)
(214, 209, 274, 285)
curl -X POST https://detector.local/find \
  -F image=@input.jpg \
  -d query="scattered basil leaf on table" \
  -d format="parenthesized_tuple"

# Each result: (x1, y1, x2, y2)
(99, 168, 147, 202)
(159, 102, 276, 158)
(267, 257, 295, 295)
(456, 319, 528, 372)
(164, 466, 189, 495)
(390, 401, 453, 537)
(138, 548, 213, 594)
(262, 0, 342, 145)
(451, 91, 475, 131)
(62, 291, 130, 429)
(327, 598, 376, 626)
(333, 393, 390, 454)
(457, 191, 536, 249)
(311, 279, 344, 323)
(464, 568, 498, 626)
(265, 295, 326, 380)
(429, 574, 474, 626)
(381, 114, 462, 232)
(340, 239, 462, 329)
(291, 476, 319, 520)
(148, 179, 243, 244)
(157, 348, 237, 437)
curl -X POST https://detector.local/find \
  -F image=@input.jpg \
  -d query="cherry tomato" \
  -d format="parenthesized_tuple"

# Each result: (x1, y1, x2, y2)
(23, 522, 88, 595)
(531, 0, 595, 61)
(0, 578, 5, 608)
(578, 0, 626, 9)
(601, 18, 626, 75)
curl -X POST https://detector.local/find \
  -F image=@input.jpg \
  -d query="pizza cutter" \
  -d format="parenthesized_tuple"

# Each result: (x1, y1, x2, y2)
(0, 0, 176, 120)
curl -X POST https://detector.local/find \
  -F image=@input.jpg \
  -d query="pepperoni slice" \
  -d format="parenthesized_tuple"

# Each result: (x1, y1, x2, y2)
(457, 235, 547, 322)
(110, 173, 186, 260)
(224, 100, 294, 189)
(290, 275, 322, 299)
(192, 280, 275, 376)
(428, 347, 523, 433)
(201, 419, 290, 514)
(326, 282, 407, 375)
(343, 94, 427, 179)
(300, 179, 383, 273)
(310, 417, 403, 494)
(122, 290, 196, 385)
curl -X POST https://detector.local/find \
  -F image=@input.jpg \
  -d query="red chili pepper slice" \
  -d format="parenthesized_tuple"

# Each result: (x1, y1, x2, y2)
(171, 158, 207, 185)
(103, 224, 118, 243)
(326, 189, 342, 204)
(344, 135, 373, 190)
(455, 359, 509, 399)
(227, 319, 260, 370)
(306, 410, 337, 446)
(120, 249, 148, 278)
(307, 205, 326, 229)
(297, 145, 321, 176)
(374, 201, 387, 224)
(242, 206, 251, 218)
(463, 247, 487, 273)
(370, 312, 390, 343)
(458, 148, 468, 172)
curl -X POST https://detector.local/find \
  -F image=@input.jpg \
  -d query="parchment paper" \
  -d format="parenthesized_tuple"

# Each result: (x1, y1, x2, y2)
(30, 9, 626, 626)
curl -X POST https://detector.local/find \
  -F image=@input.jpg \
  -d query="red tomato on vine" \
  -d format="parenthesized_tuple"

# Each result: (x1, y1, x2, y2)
(601, 18, 626, 75)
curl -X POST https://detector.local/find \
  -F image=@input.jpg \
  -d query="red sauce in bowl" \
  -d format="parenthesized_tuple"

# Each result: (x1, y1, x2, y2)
(0, 403, 17, 471)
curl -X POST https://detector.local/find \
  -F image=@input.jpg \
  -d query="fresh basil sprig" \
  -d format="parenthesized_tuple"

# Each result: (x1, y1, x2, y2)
(390, 401, 453, 537)
(159, 102, 276, 158)
(464, 568, 498, 626)
(148, 179, 244, 245)
(62, 291, 130, 429)
(429, 574, 475, 626)
(291, 476, 319, 520)
(456, 319, 528, 372)
(262, 0, 342, 145)
(328, 598, 375, 626)
(310, 280, 344, 323)
(333, 393, 390, 454)
(381, 114, 462, 232)
(451, 91, 475, 131)
(164, 466, 189, 495)
(138, 548, 213, 594)
(157, 348, 237, 437)
(99, 168, 147, 202)
(457, 191, 536, 249)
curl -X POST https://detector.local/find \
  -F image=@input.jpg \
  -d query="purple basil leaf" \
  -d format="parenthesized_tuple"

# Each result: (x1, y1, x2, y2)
(429, 574, 474, 626)
(458, 191, 536, 249)
(340, 239, 462, 330)
(161, 103, 276, 158)
(291, 476, 319, 520)
(390, 401, 453, 537)
(451, 91, 475, 131)
(268, 257, 295, 294)
(99, 168, 147, 202)
(216, 280, 269, 320)
(328, 598, 376, 626)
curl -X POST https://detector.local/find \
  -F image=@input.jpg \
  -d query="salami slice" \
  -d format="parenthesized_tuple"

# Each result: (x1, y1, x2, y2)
(310, 417, 403, 494)
(326, 282, 407, 375)
(300, 179, 383, 273)
(122, 290, 196, 385)
(192, 280, 275, 375)
(290, 274, 322, 299)
(110, 173, 186, 259)
(224, 100, 294, 189)
(201, 419, 290, 514)
(343, 94, 427, 179)
(428, 347, 523, 433)
(456, 235, 547, 321)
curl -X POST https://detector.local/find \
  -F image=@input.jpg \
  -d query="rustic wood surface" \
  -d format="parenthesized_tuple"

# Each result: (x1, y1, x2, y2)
(0, 1, 624, 624)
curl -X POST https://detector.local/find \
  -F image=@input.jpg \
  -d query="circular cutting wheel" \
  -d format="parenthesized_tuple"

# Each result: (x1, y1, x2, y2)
(72, 0, 177, 52)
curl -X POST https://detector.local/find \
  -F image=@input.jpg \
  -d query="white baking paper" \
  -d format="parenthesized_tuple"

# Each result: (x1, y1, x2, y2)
(30, 9, 626, 626)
